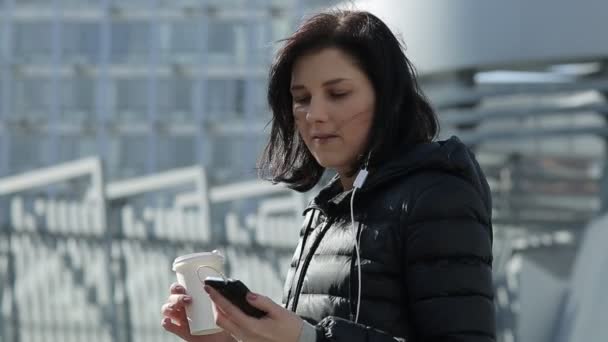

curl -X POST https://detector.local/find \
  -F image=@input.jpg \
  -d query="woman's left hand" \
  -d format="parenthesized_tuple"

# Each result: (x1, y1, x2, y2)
(204, 285, 304, 342)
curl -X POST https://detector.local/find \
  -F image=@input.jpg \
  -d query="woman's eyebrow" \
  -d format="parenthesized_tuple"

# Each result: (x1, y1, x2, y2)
(290, 78, 351, 92)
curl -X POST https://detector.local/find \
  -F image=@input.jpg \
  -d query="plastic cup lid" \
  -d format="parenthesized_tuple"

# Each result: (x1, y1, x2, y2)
(172, 250, 224, 270)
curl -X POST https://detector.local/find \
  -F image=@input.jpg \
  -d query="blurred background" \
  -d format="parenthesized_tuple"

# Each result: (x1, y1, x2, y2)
(1, 0, 607, 341)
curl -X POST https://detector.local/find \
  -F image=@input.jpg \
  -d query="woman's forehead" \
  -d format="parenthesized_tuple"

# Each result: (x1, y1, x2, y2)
(291, 49, 365, 86)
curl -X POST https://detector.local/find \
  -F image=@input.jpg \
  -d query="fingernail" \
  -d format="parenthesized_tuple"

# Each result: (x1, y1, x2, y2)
(183, 296, 192, 302)
(175, 285, 184, 291)
(247, 292, 258, 301)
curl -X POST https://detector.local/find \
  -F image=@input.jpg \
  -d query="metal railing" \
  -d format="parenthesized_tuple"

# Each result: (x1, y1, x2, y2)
(0, 158, 308, 342)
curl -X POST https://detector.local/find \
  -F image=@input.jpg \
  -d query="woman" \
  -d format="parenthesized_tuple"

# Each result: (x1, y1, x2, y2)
(162, 10, 495, 342)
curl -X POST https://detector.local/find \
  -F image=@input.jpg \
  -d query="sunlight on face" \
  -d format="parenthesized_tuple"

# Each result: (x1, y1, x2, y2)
(290, 47, 375, 176)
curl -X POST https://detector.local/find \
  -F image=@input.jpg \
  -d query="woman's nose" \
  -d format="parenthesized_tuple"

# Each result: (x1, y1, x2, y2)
(305, 98, 329, 122)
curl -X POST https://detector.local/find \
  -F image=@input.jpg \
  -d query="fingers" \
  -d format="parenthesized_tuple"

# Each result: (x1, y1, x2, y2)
(170, 282, 186, 294)
(162, 284, 192, 324)
(161, 317, 191, 340)
(205, 286, 255, 330)
(161, 301, 187, 320)
(245, 292, 276, 317)
(162, 283, 198, 339)
(164, 283, 192, 313)
(214, 308, 245, 341)
(168, 293, 193, 307)
(162, 294, 192, 322)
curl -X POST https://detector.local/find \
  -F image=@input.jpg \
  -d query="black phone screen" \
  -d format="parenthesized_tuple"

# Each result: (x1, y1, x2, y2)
(204, 277, 267, 318)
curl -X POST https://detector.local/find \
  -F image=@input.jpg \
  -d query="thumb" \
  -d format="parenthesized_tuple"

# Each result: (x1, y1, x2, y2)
(246, 292, 277, 314)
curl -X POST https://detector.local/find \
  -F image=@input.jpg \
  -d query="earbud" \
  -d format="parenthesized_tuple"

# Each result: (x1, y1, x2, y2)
(353, 169, 368, 189)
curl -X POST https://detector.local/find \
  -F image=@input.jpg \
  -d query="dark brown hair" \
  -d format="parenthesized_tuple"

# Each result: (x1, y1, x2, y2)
(258, 10, 439, 192)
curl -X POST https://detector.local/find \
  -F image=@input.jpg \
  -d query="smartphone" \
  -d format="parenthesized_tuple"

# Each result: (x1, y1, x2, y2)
(204, 276, 267, 318)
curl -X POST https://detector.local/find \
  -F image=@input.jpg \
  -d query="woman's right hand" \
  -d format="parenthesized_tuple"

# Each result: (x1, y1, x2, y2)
(161, 283, 233, 342)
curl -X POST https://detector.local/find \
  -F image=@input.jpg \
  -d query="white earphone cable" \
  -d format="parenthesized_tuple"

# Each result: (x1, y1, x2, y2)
(350, 187, 362, 323)
(351, 168, 368, 323)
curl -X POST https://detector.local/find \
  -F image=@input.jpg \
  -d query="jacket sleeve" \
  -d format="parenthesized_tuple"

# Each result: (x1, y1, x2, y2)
(402, 174, 496, 341)
(312, 174, 495, 342)
(312, 316, 406, 342)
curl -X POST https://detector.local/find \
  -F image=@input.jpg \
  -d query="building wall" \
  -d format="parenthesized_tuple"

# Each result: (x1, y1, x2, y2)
(0, 0, 310, 184)
(343, 0, 608, 74)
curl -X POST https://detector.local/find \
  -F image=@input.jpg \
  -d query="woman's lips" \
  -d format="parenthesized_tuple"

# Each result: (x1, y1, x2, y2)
(312, 134, 338, 143)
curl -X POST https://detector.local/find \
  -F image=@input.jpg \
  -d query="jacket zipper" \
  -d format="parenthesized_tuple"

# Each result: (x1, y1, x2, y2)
(348, 221, 363, 321)
(284, 209, 316, 309)
(289, 215, 335, 313)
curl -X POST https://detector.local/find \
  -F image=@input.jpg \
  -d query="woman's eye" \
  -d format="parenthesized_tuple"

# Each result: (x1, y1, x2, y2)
(331, 92, 349, 99)
(293, 96, 310, 104)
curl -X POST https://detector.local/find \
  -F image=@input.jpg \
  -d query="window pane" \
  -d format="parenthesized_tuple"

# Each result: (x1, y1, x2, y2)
(62, 22, 100, 64)
(157, 78, 193, 120)
(13, 76, 53, 118)
(205, 80, 244, 118)
(111, 0, 151, 8)
(211, 135, 240, 183)
(57, 135, 97, 164)
(61, 77, 95, 120)
(111, 22, 150, 64)
(249, 79, 269, 118)
(208, 21, 234, 54)
(158, 136, 195, 171)
(9, 133, 48, 174)
(115, 79, 148, 121)
(110, 136, 149, 179)
(13, 22, 53, 62)
(160, 21, 201, 63)
(206, 0, 247, 7)
(0, 13, 6, 57)
(0, 68, 4, 119)
(12, 0, 51, 5)
(207, 20, 243, 65)
(59, 0, 101, 6)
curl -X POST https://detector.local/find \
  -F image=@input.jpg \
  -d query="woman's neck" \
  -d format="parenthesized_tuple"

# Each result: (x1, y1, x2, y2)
(339, 173, 355, 191)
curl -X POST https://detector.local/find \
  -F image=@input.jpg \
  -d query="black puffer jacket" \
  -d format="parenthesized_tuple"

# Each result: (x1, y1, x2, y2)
(282, 136, 496, 342)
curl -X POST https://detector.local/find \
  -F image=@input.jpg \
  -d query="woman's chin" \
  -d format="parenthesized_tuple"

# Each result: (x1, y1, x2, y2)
(313, 154, 351, 172)
(316, 161, 348, 174)
(315, 159, 337, 169)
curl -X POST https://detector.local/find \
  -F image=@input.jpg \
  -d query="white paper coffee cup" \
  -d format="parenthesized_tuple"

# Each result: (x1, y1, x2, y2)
(172, 250, 225, 336)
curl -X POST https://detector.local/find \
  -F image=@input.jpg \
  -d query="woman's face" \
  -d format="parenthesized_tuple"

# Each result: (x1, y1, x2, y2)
(290, 47, 375, 175)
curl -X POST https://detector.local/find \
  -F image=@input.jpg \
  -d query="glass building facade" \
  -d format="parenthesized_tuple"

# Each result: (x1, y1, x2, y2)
(0, 0, 332, 184)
